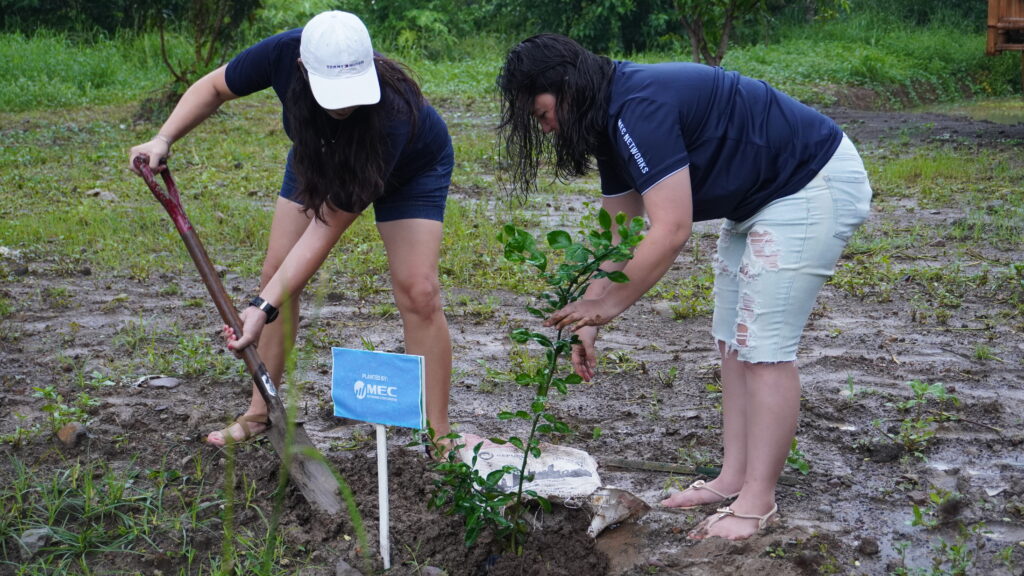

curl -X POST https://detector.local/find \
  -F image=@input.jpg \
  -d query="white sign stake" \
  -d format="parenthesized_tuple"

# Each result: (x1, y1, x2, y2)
(376, 423, 391, 570)
(330, 347, 424, 570)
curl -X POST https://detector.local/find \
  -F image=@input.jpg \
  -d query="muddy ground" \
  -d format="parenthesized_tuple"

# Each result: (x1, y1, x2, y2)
(2, 105, 1023, 575)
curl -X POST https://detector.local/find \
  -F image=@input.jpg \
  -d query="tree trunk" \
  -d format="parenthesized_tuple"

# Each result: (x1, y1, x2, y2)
(681, 16, 703, 63)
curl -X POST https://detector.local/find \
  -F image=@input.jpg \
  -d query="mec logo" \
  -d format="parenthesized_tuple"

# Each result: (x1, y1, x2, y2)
(353, 380, 398, 399)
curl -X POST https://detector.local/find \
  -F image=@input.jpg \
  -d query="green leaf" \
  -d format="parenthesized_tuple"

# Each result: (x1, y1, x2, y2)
(526, 306, 547, 318)
(606, 270, 630, 283)
(528, 332, 553, 347)
(515, 373, 537, 386)
(599, 208, 612, 230)
(547, 230, 572, 250)
(565, 243, 590, 263)
(499, 223, 516, 240)
(526, 250, 547, 271)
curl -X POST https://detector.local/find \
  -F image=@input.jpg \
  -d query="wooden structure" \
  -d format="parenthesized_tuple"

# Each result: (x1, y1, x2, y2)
(988, 0, 1024, 93)
(988, 0, 1024, 54)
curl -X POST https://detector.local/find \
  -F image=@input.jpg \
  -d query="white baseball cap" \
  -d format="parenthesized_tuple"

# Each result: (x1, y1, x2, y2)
(300, 11, 380, 110)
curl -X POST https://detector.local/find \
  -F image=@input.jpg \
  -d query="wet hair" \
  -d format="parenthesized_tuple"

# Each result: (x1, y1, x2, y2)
(285, 56, 421, 222)
(496, 33, 614, 200)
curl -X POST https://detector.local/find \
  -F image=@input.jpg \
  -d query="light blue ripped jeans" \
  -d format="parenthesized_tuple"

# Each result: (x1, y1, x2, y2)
(711, 135, 872, 363)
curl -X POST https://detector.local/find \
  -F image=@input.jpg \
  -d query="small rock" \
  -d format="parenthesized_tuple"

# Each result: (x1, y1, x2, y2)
(19, 527, 53, 560)
(335, 558, 363, 576)
(57, 422, 88, 448)
(857, 537, 880, 556)
(651, 301, 676, 319)
(796, 550, 824, 568)
(187, 409, 203, 429)
(84, 188, 118, 202)
(907, 490, 929, 505)
(867, 443, 903, 463)
(141, 376, 180, 389)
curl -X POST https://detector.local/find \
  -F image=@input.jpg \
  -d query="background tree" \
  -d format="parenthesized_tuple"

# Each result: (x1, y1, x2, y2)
(155, 0, 261, 89)
(137, 0, 261, 120)
(674, 0, 852, 66)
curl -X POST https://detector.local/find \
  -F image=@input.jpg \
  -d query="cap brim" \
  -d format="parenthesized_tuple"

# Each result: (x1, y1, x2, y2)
(307, 67, 381, 110)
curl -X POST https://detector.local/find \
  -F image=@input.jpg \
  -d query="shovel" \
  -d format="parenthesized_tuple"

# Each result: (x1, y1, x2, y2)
(134, 156, 344, 516)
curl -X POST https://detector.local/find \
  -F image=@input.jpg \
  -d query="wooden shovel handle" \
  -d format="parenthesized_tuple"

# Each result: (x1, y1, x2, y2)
(134, 156, 281, 405)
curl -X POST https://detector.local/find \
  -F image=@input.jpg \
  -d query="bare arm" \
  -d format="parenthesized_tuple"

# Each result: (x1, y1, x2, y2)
(579, 191, 647, 300)
(228, 206, 361, 351)
(547, 167, 693, 330)
(129, 65, 239, 173)
(260, 208, 360, 307)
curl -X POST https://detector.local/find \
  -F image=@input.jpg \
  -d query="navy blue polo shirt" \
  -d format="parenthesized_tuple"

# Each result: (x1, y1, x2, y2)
(597, 61, 842, 222)
(223, 28, 451, 210)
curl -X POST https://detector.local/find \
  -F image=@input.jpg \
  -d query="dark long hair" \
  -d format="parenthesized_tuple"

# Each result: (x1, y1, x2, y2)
(285, 56, 421, 221)
(496, 34, 614, 200)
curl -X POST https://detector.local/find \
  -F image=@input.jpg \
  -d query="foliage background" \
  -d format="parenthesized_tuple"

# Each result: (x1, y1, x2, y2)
(1, 0, 1018, 117)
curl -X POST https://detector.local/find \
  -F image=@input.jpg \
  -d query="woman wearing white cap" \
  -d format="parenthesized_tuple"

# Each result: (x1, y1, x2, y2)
(129, 11, 455, 448)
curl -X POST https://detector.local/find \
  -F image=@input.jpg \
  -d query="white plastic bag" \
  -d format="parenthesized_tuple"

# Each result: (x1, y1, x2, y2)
(457, 434, 650, 536)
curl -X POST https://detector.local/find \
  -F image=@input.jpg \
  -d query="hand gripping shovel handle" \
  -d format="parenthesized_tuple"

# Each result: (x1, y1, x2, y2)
(134, 157, 345, 516)
(133, 156, 279, 406)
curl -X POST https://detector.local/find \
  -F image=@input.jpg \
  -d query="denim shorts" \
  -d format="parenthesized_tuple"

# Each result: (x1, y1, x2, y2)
(278, 143, 454, 222)
(711, 134, 872, 363)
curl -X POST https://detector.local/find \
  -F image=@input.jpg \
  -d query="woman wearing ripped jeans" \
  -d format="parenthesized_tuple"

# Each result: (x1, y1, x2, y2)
(496, 33, 872, 541)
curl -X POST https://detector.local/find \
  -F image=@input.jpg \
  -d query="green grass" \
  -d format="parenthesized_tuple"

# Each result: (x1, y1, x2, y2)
(0, 453, 329, 575)
(0, 16, 1018, 292)
(719, 14, 1022, 106)
(0, 31, 191, 113)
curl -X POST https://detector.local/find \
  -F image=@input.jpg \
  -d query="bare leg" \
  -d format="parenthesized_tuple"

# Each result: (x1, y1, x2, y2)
(207, 197, 311, 445)
(377, 219, 452, 439)
(662, 341, 747, 507)
(690, 360, 799, 540)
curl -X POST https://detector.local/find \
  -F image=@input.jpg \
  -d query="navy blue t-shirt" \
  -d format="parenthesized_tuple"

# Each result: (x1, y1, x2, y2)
(224, 28, 451, 211)
(597, 61, 842, 222)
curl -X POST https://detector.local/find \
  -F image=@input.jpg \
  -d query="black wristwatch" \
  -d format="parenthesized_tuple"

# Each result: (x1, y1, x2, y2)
(249, 296, 279, 324)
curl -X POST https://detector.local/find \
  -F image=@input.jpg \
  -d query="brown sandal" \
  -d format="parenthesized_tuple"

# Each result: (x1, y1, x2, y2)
(206, 413, 270, 446)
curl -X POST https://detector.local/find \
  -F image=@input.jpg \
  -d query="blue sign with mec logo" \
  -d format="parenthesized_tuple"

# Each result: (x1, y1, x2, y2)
(331, 348, 425, 429)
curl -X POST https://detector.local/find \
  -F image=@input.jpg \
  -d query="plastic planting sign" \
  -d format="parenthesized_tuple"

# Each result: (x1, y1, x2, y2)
(331, 348, 425, 429)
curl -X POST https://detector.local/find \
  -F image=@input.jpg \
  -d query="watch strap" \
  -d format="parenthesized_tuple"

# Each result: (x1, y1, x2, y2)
(249, 296, 279, 324)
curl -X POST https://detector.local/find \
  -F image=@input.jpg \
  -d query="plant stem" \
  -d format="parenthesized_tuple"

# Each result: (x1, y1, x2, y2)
(510, 325, 564, 552)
